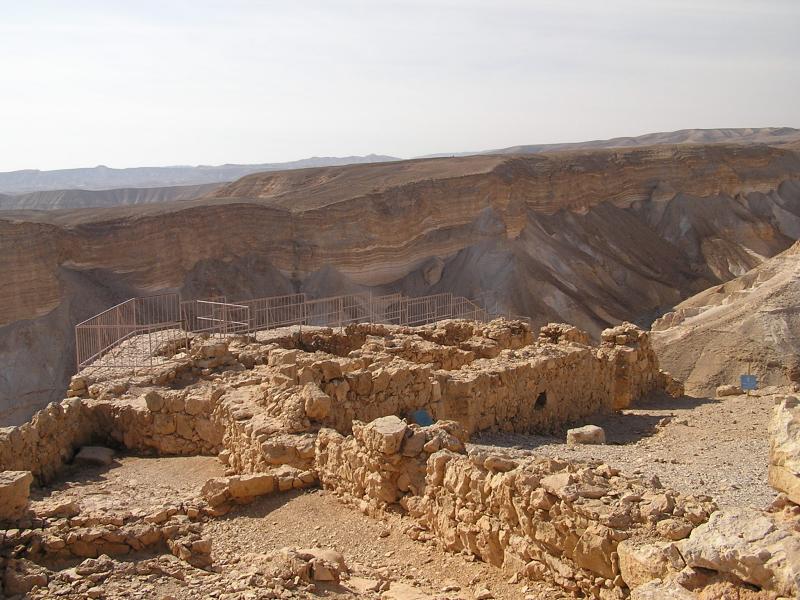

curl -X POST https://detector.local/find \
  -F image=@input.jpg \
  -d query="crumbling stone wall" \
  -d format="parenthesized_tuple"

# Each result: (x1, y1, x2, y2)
(316, 417, 468, 511)
(0, 399, 94, 483)
(0, 320, 677, 486)
(315, 415, 716, 599)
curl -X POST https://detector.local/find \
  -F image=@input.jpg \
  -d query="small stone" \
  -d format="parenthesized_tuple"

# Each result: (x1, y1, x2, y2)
(566, 425, 606, 445)
(716, 384, 742, 397)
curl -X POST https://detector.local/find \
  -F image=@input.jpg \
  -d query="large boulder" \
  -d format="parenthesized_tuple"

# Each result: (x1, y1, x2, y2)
(0, 470, 32, 521)
(769, 395, 800, 503)
(679, 508, 800, 598)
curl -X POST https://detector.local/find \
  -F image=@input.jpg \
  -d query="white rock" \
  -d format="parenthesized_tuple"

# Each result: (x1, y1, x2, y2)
(566, 425, 606, 445)
(74, 446, 115, 466)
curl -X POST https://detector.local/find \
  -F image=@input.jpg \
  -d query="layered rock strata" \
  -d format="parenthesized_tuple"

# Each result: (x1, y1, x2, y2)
(4, 143, 800, 422)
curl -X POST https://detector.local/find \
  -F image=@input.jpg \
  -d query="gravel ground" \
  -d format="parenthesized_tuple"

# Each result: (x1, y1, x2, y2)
(205, 489, 563, 599)
(470, 389, 780, 510)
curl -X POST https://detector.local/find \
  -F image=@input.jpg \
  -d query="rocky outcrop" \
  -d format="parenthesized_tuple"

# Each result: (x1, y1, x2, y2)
(3, 144, 800, 422)
(653, 241, 800, 395)
(769, 395, 800, 504)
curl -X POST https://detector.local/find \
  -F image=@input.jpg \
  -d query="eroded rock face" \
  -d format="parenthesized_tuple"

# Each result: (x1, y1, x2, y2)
(769, 395, 800, 504)
(4, 144, 800, 422)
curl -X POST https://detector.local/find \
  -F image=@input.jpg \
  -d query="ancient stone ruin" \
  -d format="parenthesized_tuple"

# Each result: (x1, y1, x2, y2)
(1, 319, 799, 598)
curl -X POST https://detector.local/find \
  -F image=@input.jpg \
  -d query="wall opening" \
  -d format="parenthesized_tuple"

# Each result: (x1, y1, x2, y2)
(534, 391, 547, 410)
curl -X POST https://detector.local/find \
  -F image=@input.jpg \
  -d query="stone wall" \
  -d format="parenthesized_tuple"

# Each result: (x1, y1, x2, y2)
(0, 319, 694, 598)
(0, 320, 677, 487)
(315, 415, 716, 599)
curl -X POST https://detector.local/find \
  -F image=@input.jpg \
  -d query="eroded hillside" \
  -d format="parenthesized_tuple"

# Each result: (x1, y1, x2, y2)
(1, 143, 800, 422)
(653, 241, 800, 395)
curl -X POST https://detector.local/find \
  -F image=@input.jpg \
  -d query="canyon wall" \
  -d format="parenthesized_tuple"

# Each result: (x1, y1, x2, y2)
(1, 144, 800, 422)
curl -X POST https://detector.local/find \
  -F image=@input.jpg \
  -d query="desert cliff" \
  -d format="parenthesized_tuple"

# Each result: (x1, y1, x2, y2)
(1, 143, 799, 422)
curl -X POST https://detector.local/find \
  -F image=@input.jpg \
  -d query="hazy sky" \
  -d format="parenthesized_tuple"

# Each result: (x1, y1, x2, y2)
(2, 0, 799, 171)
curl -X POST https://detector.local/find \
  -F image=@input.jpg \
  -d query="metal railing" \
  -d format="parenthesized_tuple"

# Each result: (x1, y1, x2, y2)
(75, 293, 184, 371)
(238, 293, 306, 330)
(76, 291, 501, 372)
(194, 300, 251, 336)
(180, 295, 227, 332)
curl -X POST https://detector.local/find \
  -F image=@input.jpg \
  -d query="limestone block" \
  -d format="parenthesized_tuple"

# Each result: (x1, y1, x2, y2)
(302, 383, 332, 420)
(355, 416, 407, 455)
(0, 470, 32, 521)
(144, 390, 164, 412)
(618, 539, 685, 590)
(165, 394, 185, 413)
(185, 394, 209, 416)
(175, 414, 194, 439)
(567, 425, 606, 446)
(153, 414, 176, 435)
(768, 395, 800, 503)
(227, 473, 276, 499)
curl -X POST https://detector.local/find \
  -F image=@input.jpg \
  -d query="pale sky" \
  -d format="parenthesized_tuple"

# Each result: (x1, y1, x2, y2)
(1, 0, 798, 171)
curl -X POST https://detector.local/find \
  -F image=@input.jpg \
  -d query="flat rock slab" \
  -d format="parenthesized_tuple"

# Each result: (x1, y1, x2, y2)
(567, 425, 606, 445)
(0, 470, 33, 521)
(74, 446, 115, 466)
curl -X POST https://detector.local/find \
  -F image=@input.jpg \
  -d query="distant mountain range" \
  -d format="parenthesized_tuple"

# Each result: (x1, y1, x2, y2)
(420, 126, 800, 158)
(0, 154, 399, 194)
(0, 183, 224, 211)
(1, 128, 798, 209)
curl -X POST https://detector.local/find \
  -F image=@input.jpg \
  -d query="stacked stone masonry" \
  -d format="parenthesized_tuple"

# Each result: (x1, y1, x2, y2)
(316, 415, 717, 599)
(1, 319, 698, 597)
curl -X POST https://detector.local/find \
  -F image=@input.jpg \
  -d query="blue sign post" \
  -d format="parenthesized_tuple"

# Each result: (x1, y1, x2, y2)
(740, 374, 758, 392)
